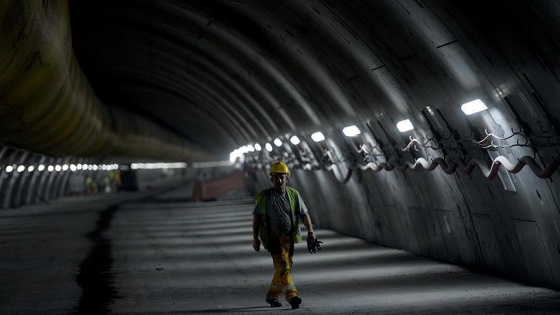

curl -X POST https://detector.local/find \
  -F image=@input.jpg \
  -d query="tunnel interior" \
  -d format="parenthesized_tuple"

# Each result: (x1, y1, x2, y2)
(0, 0, 560, 292)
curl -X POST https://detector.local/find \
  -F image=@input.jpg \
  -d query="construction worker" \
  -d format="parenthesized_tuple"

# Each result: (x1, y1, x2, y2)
(252, 161, 321, 309)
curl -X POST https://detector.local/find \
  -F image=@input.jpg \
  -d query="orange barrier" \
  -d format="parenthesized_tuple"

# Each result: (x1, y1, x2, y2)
(191, 170, 247, 201)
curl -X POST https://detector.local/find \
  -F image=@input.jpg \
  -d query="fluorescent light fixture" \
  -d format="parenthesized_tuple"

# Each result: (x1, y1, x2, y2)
(343, 125, 361, 137)
(254, 143, 262, 151)
(396, 119, 414, 132)
(274, 138, 283, 146)
(265, 143, 273, 152)
(131, 162, 188, 169)
(311, 132, 325, 142)
(461, 99, 487, 115)
(290, 135, 301, 145)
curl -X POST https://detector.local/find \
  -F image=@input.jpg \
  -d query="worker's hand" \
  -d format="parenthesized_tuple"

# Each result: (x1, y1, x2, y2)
(307, 238, 323, 253)
(307, 232, 323, 253)
(253, 238, 261, 252)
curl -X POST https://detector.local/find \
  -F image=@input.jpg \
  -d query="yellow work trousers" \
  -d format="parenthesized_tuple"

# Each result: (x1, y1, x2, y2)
(267, 234, 298, 302)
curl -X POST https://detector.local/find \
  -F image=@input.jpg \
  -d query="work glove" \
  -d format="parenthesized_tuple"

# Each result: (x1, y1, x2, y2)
(307, 236, 323, 253)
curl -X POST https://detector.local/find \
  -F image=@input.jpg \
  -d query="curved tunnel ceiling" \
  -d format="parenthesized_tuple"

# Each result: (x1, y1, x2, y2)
(1, 0, 559, 164)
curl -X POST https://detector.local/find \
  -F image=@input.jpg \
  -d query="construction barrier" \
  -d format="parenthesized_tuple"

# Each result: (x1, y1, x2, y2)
(191, 170, 246, 201)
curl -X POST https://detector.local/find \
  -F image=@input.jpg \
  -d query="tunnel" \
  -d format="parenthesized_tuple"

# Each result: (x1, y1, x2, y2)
(1, 0, 560, 313)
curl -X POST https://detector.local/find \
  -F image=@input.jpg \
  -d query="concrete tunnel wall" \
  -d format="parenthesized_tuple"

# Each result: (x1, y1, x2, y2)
(248, 163, 560, 291)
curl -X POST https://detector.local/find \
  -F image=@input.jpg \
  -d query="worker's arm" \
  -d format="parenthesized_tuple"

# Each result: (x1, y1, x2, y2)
(252, 215, 261, 252)
(301, 213, 316, 240)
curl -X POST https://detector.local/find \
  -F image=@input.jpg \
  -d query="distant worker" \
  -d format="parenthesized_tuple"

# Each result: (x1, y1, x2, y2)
(252, 161, 322, 309)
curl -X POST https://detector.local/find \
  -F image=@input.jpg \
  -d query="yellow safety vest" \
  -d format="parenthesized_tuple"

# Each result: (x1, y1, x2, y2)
(254, 186, 303, 250)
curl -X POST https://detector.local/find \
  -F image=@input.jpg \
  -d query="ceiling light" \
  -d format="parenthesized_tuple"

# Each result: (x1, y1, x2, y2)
(265, 143, 273, 152)
(461, 99, 487, 115)
(311, 132, 325, 142)
(343, 125, 361, 137)
(254, 143, 262, 151)
(274, 138, 283, 146)
(247, 144, 255, 152)
(396, 119, 414, 132)
(290, 136, 300, 145)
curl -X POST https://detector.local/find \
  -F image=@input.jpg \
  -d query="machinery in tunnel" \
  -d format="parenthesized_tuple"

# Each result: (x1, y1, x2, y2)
(1, 0, 560, 293)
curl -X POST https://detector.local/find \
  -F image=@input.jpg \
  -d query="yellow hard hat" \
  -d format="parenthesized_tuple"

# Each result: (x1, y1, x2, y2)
(269, 161, 290, 175)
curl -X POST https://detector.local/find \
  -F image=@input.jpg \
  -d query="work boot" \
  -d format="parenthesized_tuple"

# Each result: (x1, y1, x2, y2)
(289, 296, 302, 309)
(265, 298, 282, 307)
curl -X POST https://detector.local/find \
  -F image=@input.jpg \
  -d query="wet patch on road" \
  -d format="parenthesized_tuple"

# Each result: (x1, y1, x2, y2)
(72, 205, 120, 314)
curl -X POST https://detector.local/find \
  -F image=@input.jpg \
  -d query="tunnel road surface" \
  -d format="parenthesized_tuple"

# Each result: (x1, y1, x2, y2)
(1, 185, 560, 314)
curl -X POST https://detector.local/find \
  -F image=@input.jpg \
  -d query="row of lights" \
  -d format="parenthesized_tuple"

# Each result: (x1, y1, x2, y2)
(230, 124, 364, 162)
(231, 99, 488, 161)
(1, 163, 120, 173)
(2, 161, 194, 173)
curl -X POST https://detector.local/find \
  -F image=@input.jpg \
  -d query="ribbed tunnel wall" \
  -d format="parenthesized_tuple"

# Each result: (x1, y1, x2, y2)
(0, 1, 209, 161)
(232, 0, 560, 292)
(249, 165, 560, 291)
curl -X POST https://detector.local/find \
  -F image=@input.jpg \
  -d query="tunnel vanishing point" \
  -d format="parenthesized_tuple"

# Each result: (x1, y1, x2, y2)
(1, 0, 560, 292)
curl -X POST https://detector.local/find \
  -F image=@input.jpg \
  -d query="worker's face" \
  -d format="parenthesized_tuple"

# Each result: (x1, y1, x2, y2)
(271, 173, 288, 192)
